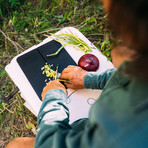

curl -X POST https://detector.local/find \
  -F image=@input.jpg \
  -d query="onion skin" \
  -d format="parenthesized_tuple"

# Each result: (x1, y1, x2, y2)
(78, 54, 99, 71)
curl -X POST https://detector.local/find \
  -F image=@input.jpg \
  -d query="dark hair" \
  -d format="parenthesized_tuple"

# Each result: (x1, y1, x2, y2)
(108, 0, 148, 80)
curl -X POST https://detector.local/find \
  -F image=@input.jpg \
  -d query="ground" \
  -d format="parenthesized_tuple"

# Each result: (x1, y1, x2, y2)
(0, 1, 112, 147)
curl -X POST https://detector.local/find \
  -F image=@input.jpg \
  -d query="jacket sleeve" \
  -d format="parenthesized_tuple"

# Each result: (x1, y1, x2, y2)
(35, 89, 100, 148)
(84, 68, 116, 90)
(35, 69, 116, 148)
(35, 89, 69, 148)
(35, 66, 146, 148)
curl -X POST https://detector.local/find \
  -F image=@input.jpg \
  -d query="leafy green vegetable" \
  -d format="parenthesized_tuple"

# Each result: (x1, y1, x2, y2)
(47, 31, 93, 57)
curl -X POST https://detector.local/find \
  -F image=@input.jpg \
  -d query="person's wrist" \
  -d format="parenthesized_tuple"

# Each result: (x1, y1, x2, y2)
(59, 87, 68, 96)
(44, 89, 67, 101)
(82, 71, 88, 88)
(83, 72, 94, 88)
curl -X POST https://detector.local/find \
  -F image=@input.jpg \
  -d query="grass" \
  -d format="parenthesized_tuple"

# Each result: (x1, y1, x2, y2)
(0, 0, 112, 147)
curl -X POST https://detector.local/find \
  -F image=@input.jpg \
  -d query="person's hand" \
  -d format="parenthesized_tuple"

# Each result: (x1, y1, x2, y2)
(60, 65, 87, 90)
(41, 80, 67, 101)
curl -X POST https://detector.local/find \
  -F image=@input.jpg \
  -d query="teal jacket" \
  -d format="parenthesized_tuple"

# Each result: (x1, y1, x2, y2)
(35, 64, 148, 148)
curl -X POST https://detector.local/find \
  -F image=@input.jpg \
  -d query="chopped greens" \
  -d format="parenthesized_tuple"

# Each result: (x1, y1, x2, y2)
(41, 63, 58, 81)
(41, 63, 71, 83)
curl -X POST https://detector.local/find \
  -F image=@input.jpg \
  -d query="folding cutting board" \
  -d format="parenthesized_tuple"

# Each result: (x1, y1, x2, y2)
(5, 27, 114, 123)
(17, 40, 77, 100)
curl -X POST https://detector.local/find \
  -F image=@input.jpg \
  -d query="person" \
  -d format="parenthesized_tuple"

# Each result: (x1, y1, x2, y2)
(6, 0, 148, 147)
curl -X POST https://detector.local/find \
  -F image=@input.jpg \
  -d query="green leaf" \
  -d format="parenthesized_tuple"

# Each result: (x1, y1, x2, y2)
(8, 0, 20, 8)
(54, 15, 63, 19)
(107, 57, 111, 61)
(26, 121, 36, 130)
(0, 69, 7, 80)
(103, 40, 110, 45)
(0, 98, 2, 104)
(26, 121, 35, 129)
(26, 121, 37, 135)
(104, 50, 110, 56)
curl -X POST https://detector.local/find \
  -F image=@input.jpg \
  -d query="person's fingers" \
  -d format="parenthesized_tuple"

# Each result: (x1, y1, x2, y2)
(46, 81, 51, 86)
(62, 65, 77, 73)
(41, 92, 43, 99)
(64, 82, 75, 89)
(60, 73, 73, 80)
(42, 84, 50, 99)
(41, 87, 46, 99)
(41, 80, 67, 100)
(67, 65, 77, 68)
(61, 67, 72, 74)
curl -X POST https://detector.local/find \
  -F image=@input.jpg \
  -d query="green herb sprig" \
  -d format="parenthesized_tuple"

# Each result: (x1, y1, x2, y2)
(47, 31, 93, 57)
